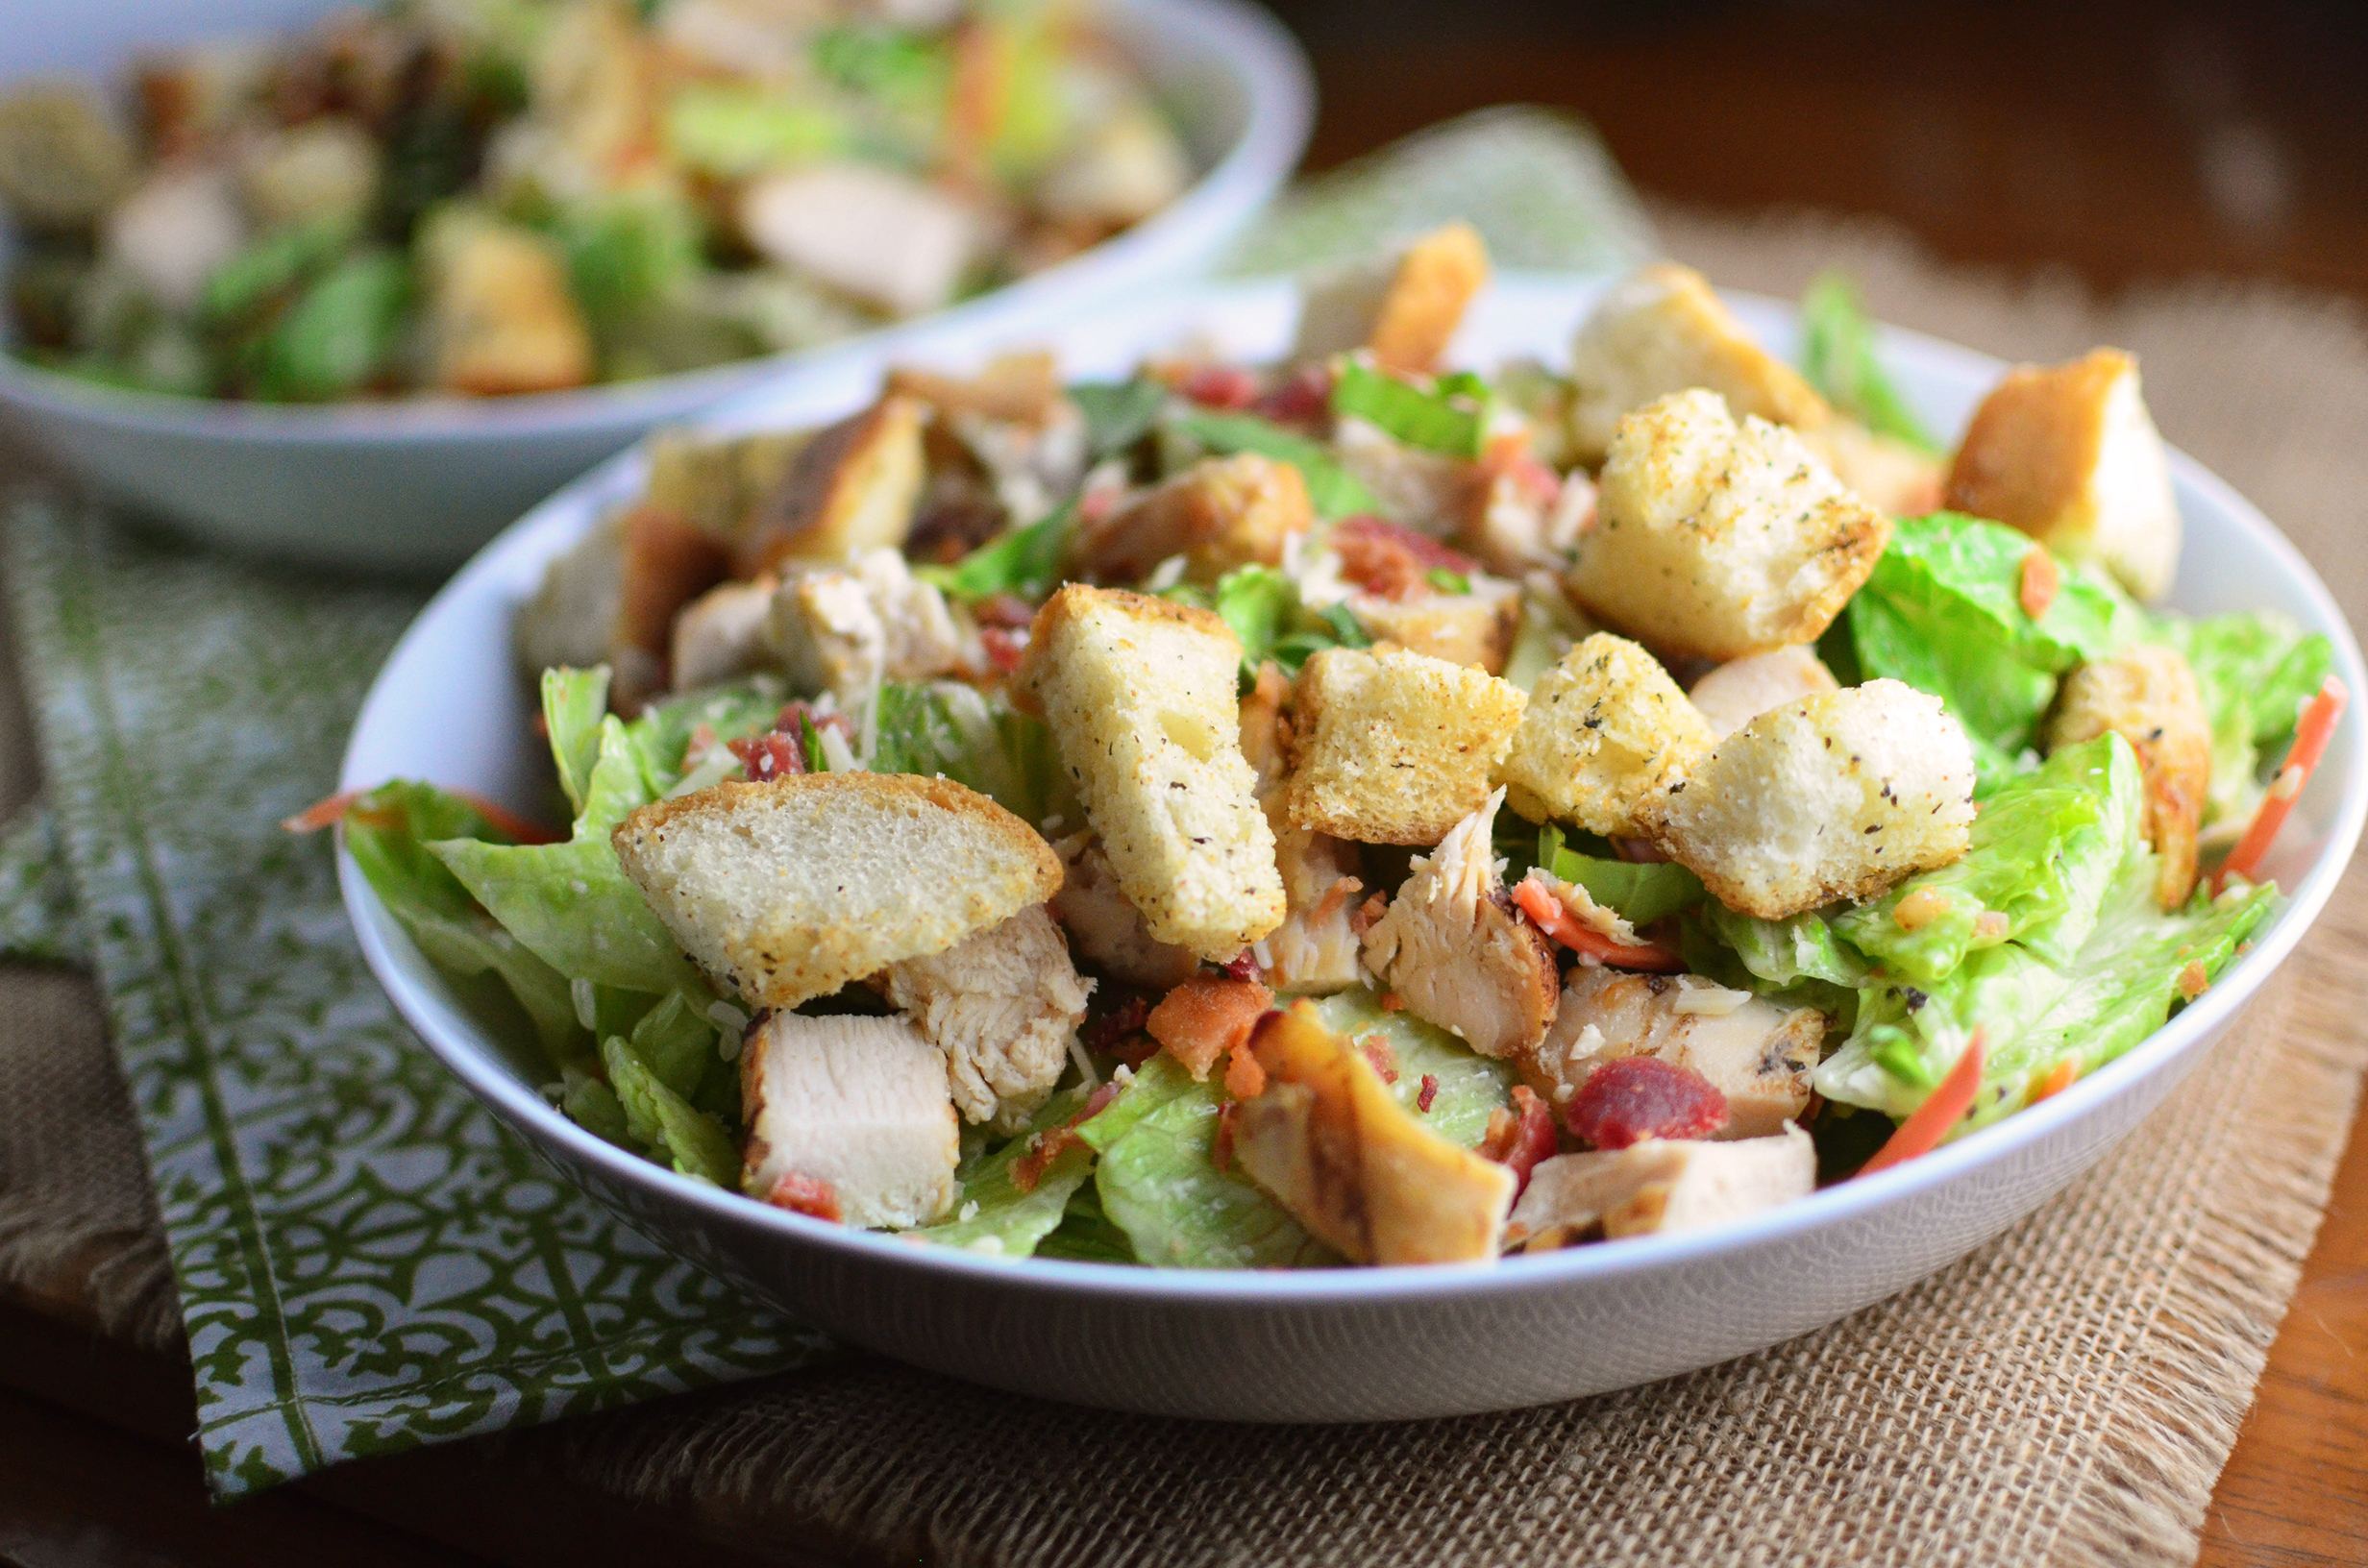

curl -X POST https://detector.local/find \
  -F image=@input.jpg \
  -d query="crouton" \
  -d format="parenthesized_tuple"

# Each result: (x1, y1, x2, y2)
(1362, 789, 1561, 1059)
(613, 773, 1061, 1010)
(738, 396, 927, 576)
(1524, 968, 1823, 1139)
(1347, 586, 1519, 674)
(1652, 679, 1978, 919)
(1070, 453, 1309, 584)
(1495, 632, 1713, 836)
(671, 578, 777, 692)
(612, 502, 734, 708)
(516, 511, 624, 678)
(741, 1012, 960, 1229)
(1945, 348, 2182, 600)
(1566, 263, 1830, 464)
(1047, 832, 1201, 991)
(1236, 1001, 1517, 1264)
(740, 163, 977, 317)
(1509, 1127, 1814, 1248)
(1284, 647, 1527, 845)
(642, 427, 808, 540)
(1687, 645, 1839, 741)
(1799, 419, 1945, 517)
(1018, 586, 1285, 960)
(1292, 222, 1490, 376)
(420, 211, 593, 396)
(883, 904, 1091, 1132)
(887, 351, 1063, 426)
(766, 548, 964, 709)
(2046, 645, 2211, 906)
(1570, 389, 1890, 662)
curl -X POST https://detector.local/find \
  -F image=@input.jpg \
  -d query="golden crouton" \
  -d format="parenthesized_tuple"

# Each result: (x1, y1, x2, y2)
(1293, 222, 1491, 376)
(1946, 348, 2182, 600)
(1346, 587, 1519, 674)
(738, 396, 926, 576)
(421, 212, 593, 396)
(1495, 633, 1714, 836)
(1284, 647, 1528, 845)
(642, 427, 808, 540)
(2046, 646, 2211, 906)
(1018, 586, 1285, 961)
(1070, 453, 1310, 584)
(1652, 679, 1978, 919)
(1570, 389, 1890, 663)
(1566, 262, 1830, 464)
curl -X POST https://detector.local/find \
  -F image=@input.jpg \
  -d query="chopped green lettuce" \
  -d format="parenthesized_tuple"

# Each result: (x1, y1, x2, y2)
(1069, 378, 1167, 461)
(1032, 1181, 1140, 1263)
(1796, 273, 1939, 454)
(2145, 611, 2333, 829)
(602, 1034, 739, 1187)
(622, 676, 787, 798)
(1536, 823, 1704, 925)
(1169, 409, 1380, 520)
(1814, 941, 2073, 1118)
(919, 502, 1075, 602)
(541, 666, 610, 816)
(1173, 565, 1369, 681)
(872, 680, 1073, 824)
(1328, 359, 1490, 458)
(1313, 989, 1517, 1145)
(913, 1085, 1099, 1259)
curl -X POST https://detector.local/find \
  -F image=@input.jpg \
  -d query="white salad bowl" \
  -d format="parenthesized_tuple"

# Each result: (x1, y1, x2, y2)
(0, 0, 1310, 573)
(338, 275, 2368, 1422)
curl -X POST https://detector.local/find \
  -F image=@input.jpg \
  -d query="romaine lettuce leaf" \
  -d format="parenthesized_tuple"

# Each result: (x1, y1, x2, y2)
(626, 988, 721, 1101)
(919, 502, 1075, 602)
(1069, 378, 1167, 461)
(1328, 360, 1489, 458)
(2144, 610, 2333, 831)
(872, 680, 1073, 824)
(1169, 409, 1379, 520)
(1813, 940, 2073, 1117)
(1536, 823, 1704, 925)
(602, 1033, 740, 1187)
(541, 666, 610, 817)
(1313, 988, 1517, 1144)
(624, 676, 787, 799)
(1697, 903, 1873, 992)
(913, 1085, 1099, 1258)
(1796, 273, 1939, 454)
(1032, 1180, 1140, 1263)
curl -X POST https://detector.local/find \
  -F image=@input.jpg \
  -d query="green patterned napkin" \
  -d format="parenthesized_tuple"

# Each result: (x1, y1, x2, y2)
(0, 109, 1654, 1497)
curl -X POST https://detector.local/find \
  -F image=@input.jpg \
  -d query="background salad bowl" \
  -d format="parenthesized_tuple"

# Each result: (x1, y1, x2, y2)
(0, 0, 1310, 573)
(337, 275, 2367, 1422)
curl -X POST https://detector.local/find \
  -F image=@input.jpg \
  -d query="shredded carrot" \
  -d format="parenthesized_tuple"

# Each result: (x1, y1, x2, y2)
(2216, 675, 2349, 892)
(1859, 1029, 1986, 1177)
(458, 791, 567, 845)
(280, 790, 363, 834)
(2017, 546, 2060, 621)
(2029, 1058, 2080, 1105)
(1511, 877, 1686, 971)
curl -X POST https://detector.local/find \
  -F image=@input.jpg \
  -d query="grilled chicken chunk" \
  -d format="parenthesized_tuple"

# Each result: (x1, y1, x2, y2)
(1508, 1127, 1815, 1247)
(741, 1011, 961, 1230)
(1686, 646, 1840, 742)
(1047, 833, 1201, 992)
(2045, 645, 2212, 906)
(1525, 968, 1823, 1139)
(882, 905, 1092, 1133)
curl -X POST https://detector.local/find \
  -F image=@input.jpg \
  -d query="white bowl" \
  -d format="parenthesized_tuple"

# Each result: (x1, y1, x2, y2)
(338, 276, 2368, 1421)
(0, 0, 1311, 572)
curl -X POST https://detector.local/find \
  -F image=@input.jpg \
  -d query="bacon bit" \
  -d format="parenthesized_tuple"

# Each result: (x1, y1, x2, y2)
(1859, 1029, 1986, 1177)
(1011, 1081, 1123, 1194)
(281, 787, 564, 845)
(763, 1172, 844, 1223)
(1221, 950, 1264, 983)
(1566, 1058, 1728, 1149)
(1178, 363, 1260, 410)
(1082, 993, 1152, 1056)
(1892, 887, 1951, 931)
(2018, 546, 2060, 621)
(681, 721, 721, 770)
(1223, 1047, 1268, 1101)
(2218, 676, 2349, 892)
(2030, 1058, 2080, 1104)
(1147, 973, 1275, 1081)
(1210, 1100, 1240, 1172)
(980, 626, 1029, 674)
(1417, 1074, 1440, 1113)
(1478, 1086, 1559, 1197)
(1078, 483, 1122, 526)
(1480, 431, 1561, 504)
(974, 593, 1037, 629)
(1251, 363, 1333, 424)
(1351, 892, 1390, 938)
(1511, 876, 1686, 970)
(1357, 1032, 1399, 1085)
(777, 701, 855, 746)
(728, 730, 805, 781)
(1332, 516, 1481, 600)
(1309, 876, 1363, 926)
(2176, 960, 2211, 1000)
(1379, 991, 1405, 1013)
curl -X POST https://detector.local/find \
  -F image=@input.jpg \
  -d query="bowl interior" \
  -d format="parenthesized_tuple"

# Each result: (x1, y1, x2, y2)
(339, 274, 2368, 1299)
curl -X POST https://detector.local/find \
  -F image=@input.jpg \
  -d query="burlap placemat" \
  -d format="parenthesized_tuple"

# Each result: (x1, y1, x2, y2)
(4, 204, 2365, 1563)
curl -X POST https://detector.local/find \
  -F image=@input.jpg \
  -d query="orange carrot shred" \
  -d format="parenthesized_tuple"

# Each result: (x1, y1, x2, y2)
(2017, 547, 2060, 621)
(280, 791, 363, 834)
(2216, 675, 2348, 892)
(1511, 877, 1686, 971)
(2029, 1058, 2080, 1105)
(1859, 1029, 1986, 1177)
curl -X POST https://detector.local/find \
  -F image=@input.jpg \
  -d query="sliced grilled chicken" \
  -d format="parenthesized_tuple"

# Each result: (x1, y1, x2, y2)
(741, 1011, 961, 1229)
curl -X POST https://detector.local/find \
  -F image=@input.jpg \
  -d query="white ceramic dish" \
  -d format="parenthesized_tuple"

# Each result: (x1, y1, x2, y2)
(0, 0, 1311, 572)
(337, 275, 2368, 1422)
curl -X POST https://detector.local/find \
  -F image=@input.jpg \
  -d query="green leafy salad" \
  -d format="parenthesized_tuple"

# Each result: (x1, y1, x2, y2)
(336, 233, 2341, 1267)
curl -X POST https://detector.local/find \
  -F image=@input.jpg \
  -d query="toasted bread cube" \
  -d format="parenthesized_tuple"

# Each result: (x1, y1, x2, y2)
(421, 211, 593, 396)
(1686, 646, 1839, 741)
(741, 1012, 960, 1229)
(1652, 679, 1977, 919)
(738, 397, 926, 576)
(1566, 263, 1830, 464)
(642, 427, 808, 540)
(883, 904, 1091, 1132)
(1945, 348, 2182, 600)
(1570, 389, 1890, 662)
(1524, 968, 1822, 1139)
(1496, 633, 1713, 836)
(613, 773, 1061, 1010)
(612, 502, 733, 708)
(1509, 1128, 1814, 1248)
(1284, 647, 1528, 846)
(1293, 222, 1490, 375)
(2046, 646, 2211, 906)
(740, 163, 976, 317)
(1018, 586, 1285, 960)
(1070, 453, 1310, 584)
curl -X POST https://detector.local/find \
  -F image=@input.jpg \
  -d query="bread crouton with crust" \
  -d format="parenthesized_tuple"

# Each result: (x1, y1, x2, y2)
(1292, 222, 1490, 376)
(738, 396, 926, 576)
(883, 904, 1092, 1133)
(2045, 646, 2211, 907)
(1070, 453, 1309, 585)
(1284, 646, 1528, 846)
(613, 773, 1061, 1010)
(1569, 389, 1890, 663)
(1018, 586, 1285, 961)
(1945, 348, 2182, 600)
(1566, 262, 1829, 464)
(1651, 679, 1978, 919)
(1495, 632, 1713, 836)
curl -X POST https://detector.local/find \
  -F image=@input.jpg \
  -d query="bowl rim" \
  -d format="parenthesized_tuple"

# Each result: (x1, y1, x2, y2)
(0, 0, 1314, 446)
(338, 273, 2368, 1307)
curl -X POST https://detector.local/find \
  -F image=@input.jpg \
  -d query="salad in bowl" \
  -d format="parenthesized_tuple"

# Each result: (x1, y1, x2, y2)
(327, 227, 2342, 1272)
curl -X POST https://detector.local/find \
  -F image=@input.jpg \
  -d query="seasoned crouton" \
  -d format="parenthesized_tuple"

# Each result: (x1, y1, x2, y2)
(1347, 585, 1519, 674)
(1687, 646, 1839, 740)
(1236, 1000, 1517, 1263)
(1495, 633, 1713, 836)
(1946, 348, 2182, 600)
(1799, 419, 1945, 517)
(614, 773, 1061, 1010)
(1048, 832, 1201, 991)
(740, 163, 976, 317)
(766, 547, 964, 709)
(420, 211, 593, 396)
(1652, 679, 1978, 919)
(1509, 1127, 1814, 1248)
(1566, 263, 1830, 464)
(643, 427, 808, 541)
(671, 578, 777, 692)
(1362, 789, 1561, 1059)
(1070, 453, 1310, 584)
(1242, 666, 1368, 992)
(1018, 586, 1285, 960)
(1524, 967, 1823, 1139)
(1570, 389, 1890, 662)
(883, 904, 1091, 1132)
(2046, 646, 2211, 906)
(738, 397, 927, 576)
(741, 1011, 960, 1229)
(1284, 647, 1527, 845)
(1292, 222, 1490, 376)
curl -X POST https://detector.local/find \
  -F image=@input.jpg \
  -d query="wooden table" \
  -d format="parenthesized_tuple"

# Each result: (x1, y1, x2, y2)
(7, 1, 2367, 1560)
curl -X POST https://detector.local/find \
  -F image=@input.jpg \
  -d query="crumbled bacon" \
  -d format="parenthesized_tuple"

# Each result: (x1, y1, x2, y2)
(1351, 892, 1390, 937)
(1147, 973, 1275, 1081)
(1417, 1074, 1440, 1113)
(1566, 1057, 1729, 1149)
(1332, 516, 1481, 600)
(778, 701, 854, 745)
(1480, 431, 1562, 505)
(1252, 363, 1333, 425)
(1011, 1081, 1122, 1194)
(1083, 993, 1153, 1056)
(1210, 1100, 1241, 1172)
(764, 1172, 844, 1223)
(1478, 1086, 1558, 1197)
(974, 593, 1037, 629)
(1223, 1046, 1268, 1101)
(1357, 1032, 1399, 1085)
(981, 626, 1029, 673)
(728, 730, 805, 781)
(1379, 991, 1404, 1013)
(2176, 960, 2210, 1000)
(1178, 363, 1260, 410)
(1222, 950, 1264, 983)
